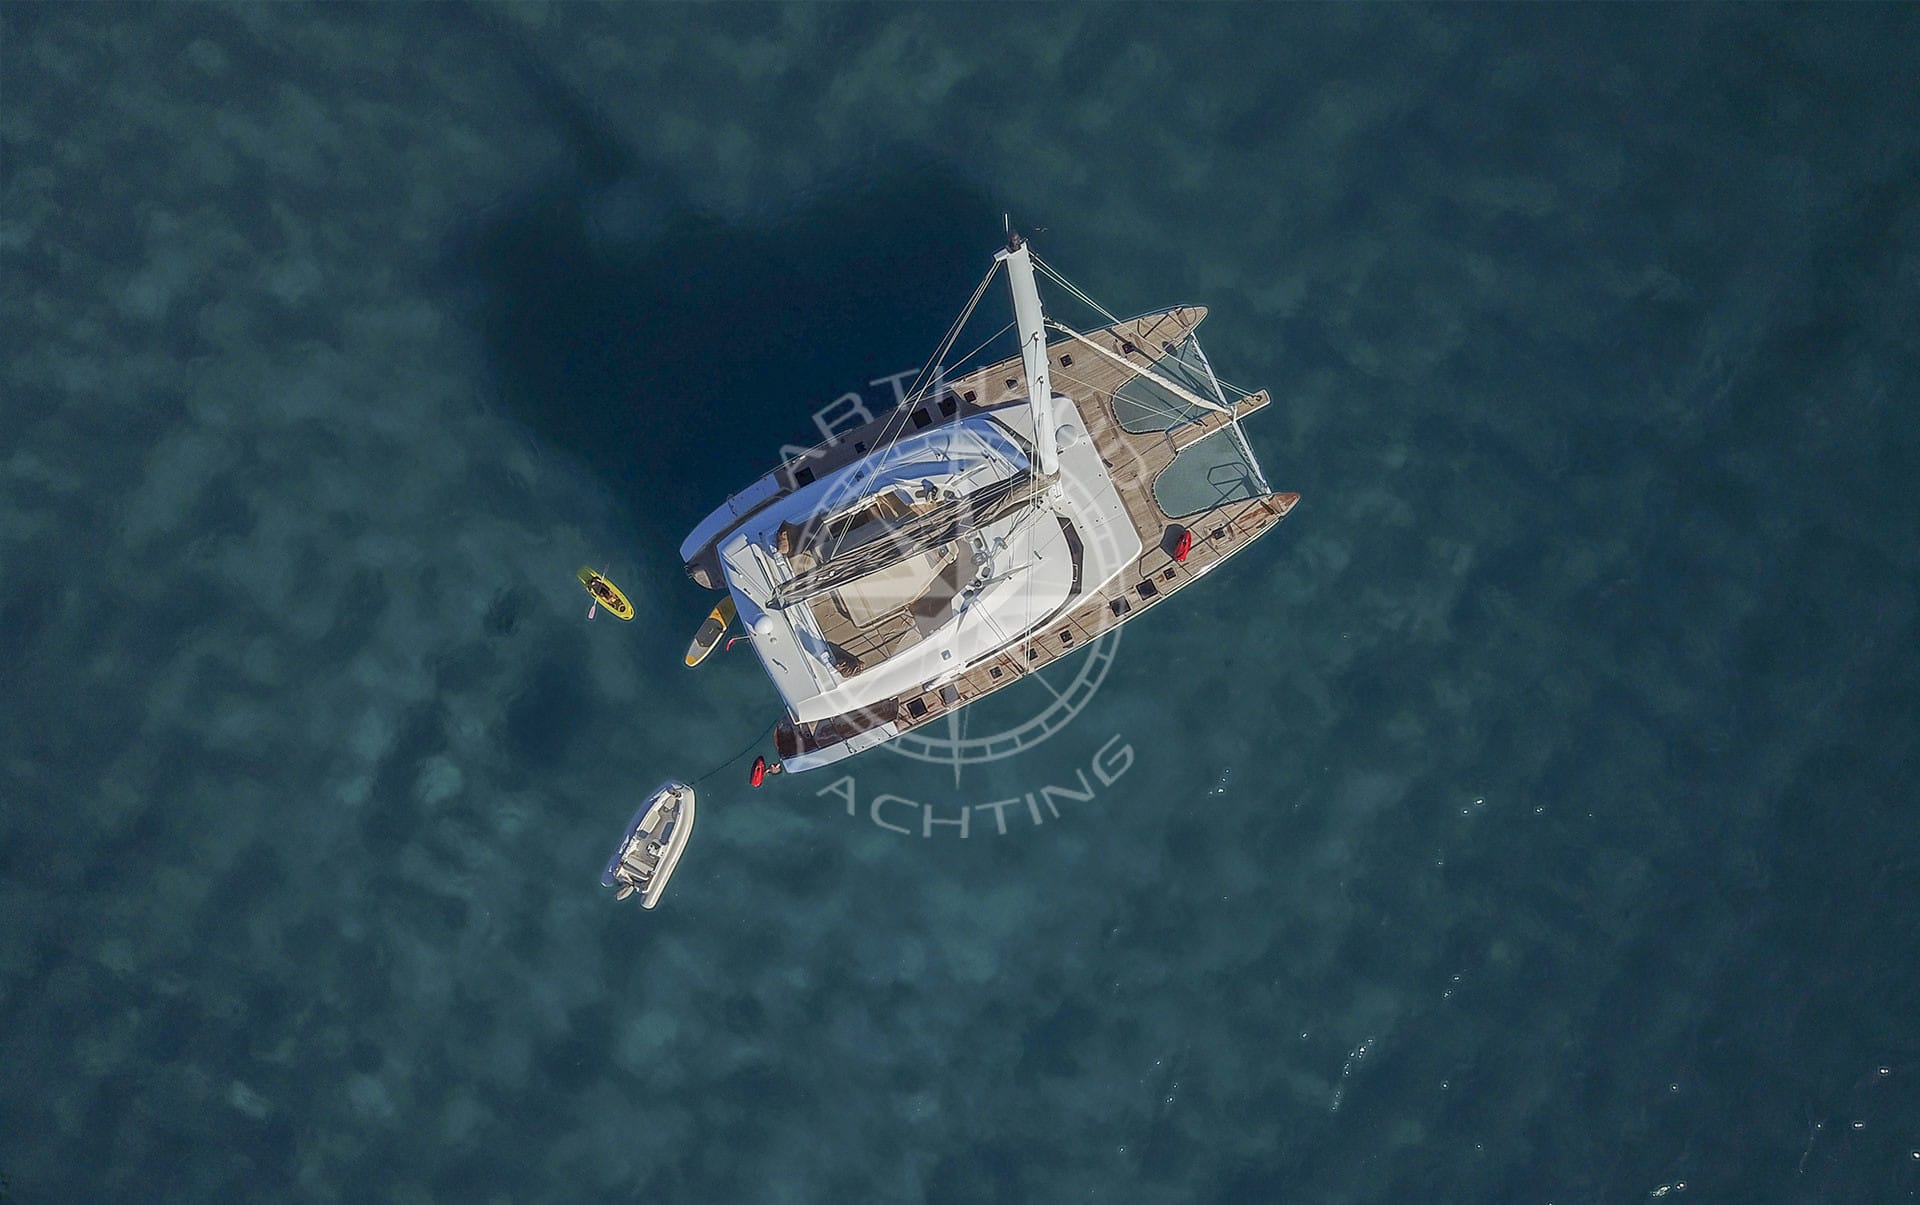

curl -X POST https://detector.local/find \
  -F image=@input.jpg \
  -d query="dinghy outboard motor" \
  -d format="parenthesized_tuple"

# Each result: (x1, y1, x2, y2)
(601, 782, 697, 909)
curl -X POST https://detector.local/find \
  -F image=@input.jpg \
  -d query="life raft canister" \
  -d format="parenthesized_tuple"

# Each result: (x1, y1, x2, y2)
(749, 756, 767, 788)
(1173, 528, 1193, 563)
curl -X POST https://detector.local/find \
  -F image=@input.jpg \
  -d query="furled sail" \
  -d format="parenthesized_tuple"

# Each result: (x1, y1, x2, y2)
(768, 471, 1052, 609)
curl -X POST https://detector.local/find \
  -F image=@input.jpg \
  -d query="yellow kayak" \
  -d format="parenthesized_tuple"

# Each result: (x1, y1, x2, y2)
(685, 595, 737, 666)
(578, 566, 635, 621)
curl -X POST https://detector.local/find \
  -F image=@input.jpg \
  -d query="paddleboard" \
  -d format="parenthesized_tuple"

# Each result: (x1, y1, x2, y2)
(577, 566, 635, 621)
(684, 595, 737, 666)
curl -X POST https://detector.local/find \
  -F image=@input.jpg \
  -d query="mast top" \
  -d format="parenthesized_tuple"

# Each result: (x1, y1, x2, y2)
(996, 234, 1057, 480)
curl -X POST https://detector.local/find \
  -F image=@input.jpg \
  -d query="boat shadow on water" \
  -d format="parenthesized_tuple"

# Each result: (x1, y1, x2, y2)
(437, 152, 1008, 784)
(442, 162, 1005, 552)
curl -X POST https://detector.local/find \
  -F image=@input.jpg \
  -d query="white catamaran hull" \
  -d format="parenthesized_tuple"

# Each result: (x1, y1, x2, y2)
(681, 237, 1299, 772)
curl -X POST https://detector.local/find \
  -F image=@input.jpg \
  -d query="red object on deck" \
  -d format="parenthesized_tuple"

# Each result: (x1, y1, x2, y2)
(749, 757, 767, 787)
(1173, 528, 1193, 562)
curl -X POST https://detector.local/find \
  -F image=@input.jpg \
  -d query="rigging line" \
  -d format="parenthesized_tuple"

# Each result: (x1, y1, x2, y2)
(836, 260, 999, 507)
(929, 320, 1016, 396)
(690, 717, 781, 784)
(1044, 362, 1190, 427)
(945, 562, 1016, 707)
(1044, 347, 1244, 456)
(1033, 254, 1239, 406)
(1020, 493, 1039, 667)
(1222, 418, 1273, 497)
(1184, 358, 1258, 404)
(1050, 363, 1205, 432)
(772, 473, 1049, 606)
(1182, 341, 1259, 404)
(1023, 659, 1070, 703)
(1031, 253, 1121, 327)
(1150, 330, 1255, 403)
(965, 582, 1036, 684)
(903, 263, 997, 412)
(1067, 326, 1243, 418)
(961, 529, 1050, 685)
(1034, 254, 1261, 402)
(1186, 334, 1231, 407)
(895, 262, 1000, 417)
(1039, 270, 1251, 405)
(1182, 333, 1258, 403)
(957, 529, 1055, 693)
(1047, 321, 1233, 416)
(953, 527, 1031, 672)
(1187, 331, 1272, 493)
(849, 263, 998, 479)
(970, 524, 1070, 707)
(1184, 333, 1273, 492)
(1162, 335, 1255, 403)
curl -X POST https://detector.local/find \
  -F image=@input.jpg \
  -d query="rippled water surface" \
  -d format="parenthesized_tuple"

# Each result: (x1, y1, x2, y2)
(4, 5, 1918, 1201)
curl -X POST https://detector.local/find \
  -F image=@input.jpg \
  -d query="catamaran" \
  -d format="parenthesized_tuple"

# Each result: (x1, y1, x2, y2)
(680, 232, 1299, 772)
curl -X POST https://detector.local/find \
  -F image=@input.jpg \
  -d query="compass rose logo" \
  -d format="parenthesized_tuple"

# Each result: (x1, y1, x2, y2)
(882, 628, 1118, 777)
(784, 368, 1143, 789)
(878, 456, 1129, 786)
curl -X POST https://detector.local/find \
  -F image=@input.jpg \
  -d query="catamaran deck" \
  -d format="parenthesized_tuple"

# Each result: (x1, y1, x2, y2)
(686, 306, 1298, 763)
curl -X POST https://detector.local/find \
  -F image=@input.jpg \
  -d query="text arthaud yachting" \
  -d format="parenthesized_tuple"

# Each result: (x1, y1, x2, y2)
(817, 736, 1135, 838)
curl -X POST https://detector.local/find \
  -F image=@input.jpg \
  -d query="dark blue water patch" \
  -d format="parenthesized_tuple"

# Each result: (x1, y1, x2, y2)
(76, 1073, 198, 1198)
(445, 163, 1001, 543)
(227, 1109, 300, 1193)
(439, 975, 502, 1050)
(1208, 1153, 1297, 1205)
(311, 567, 390, 664)
(538, 1029, 605, 1096)
(375, 871, 472, 946)
(428, 1146, 533, 1204)
(330, 926, 399, 1021)
(7, 3, 1920, 1201)
(141, 991, 209, 1065)
(481, 585, 527, 638)
(1134, 1108, 1204, 1188)
(330, 1130, 419, 1205)
(498, 906, 556, 968)
(1770, 743, 1918, 1011)
(455, 0, 649, 190)
(1017, 996, 1094, 1078)
(355, 699, 450, 853)
(926, 1142, 1029, 1205)
(430, 640, 501, 696)
(191, 838, 289, 941)
(500, 651, 588, 773)
(717, 1056, 805, 1116)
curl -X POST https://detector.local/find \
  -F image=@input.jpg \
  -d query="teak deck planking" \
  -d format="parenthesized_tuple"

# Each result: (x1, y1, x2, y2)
(680, 307, 1299, 762)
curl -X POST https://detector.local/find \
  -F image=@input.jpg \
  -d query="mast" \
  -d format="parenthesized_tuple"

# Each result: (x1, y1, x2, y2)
(996, 232, 1058, 479)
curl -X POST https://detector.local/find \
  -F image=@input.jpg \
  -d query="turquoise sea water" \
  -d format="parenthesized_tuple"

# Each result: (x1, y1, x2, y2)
(4, 4, 1918, 1201)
